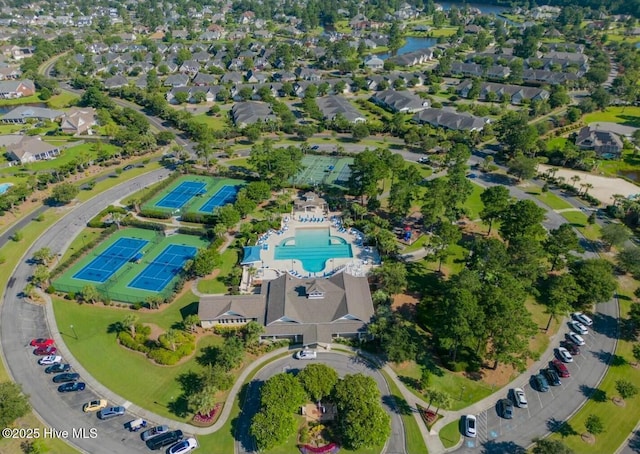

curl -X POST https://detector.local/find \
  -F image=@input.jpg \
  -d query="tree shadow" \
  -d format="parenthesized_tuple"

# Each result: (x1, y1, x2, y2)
(628, 429, 640, 452)
(106, 322, 122, 334)
(480, 440, 526, 454)
(591, 312, 619, 340)
(176, 370, 202, 396)
(167, 395, 189, 418)
(547, 417, 578, 438)
(233, 380, 263, 451)
(590, 349, 627, 366)
(579, 384, 608, 402)
(196, 345, 220, 367)
(382, 394, 413, 416)
(349, 352, 382, 371)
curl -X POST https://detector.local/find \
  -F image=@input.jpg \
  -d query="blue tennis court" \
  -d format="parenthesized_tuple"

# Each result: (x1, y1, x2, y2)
(73, 238, 148, 283)
(198, 185, 239, 213)
(127, 244, 198, 292)
(155, 181, 207, 209)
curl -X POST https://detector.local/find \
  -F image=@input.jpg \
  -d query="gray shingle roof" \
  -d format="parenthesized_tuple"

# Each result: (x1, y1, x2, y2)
(316, 95, 365, 123)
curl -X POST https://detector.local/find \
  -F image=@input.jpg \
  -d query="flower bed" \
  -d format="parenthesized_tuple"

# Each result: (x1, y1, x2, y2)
(299, 443, 340, 454)
(417, 404, 441, 429)
(192, 403, 222, 427)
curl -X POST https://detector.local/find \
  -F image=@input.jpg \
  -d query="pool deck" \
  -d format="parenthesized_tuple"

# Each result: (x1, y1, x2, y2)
(253, 212, 380, 282)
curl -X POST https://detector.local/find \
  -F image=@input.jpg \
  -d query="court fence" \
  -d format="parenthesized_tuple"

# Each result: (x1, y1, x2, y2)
(53, 281, 175, 304)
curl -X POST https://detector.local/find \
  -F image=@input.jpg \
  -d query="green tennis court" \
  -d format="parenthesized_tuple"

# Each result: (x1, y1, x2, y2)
(53, 228, 209, 303)
(292, 156, 354, 187)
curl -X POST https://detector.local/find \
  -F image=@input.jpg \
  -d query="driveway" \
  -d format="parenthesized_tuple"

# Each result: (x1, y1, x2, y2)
(235, 352, 405, 454)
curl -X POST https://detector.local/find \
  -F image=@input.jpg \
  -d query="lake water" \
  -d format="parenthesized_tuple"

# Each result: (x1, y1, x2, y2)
(0, 102, 48, 115)
(377, 36, 439, 60)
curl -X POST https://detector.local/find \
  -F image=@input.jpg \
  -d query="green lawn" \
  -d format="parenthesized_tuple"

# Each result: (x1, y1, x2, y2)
(192, 112, 227, 130)
(0, 94, 41, 105)
(439, 420, 461, 449)
(197, 249, 240, 294)
(532, 190, 575, 211)
(47, 91, 79, 109)
(223, 157, 252, 169)
(583, 107, 640, 128)
(465, 183, 485, 220)
(598, 149, 640, 179)
(550, 298, 640, 453)
(381, 370, 428, 454)
(403, 234, 429, 254)
(558, 210, 601, 241)
(52, 291, 228, 422)
(546, 137, 570, 150)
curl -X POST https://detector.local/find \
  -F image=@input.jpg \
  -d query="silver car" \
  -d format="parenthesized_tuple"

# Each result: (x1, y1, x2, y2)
(141, 425, 169, 442)
(513, 388, 528, 408)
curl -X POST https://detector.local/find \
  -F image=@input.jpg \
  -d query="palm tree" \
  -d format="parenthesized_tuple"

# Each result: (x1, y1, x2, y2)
(122, 314, 138, 337)
(612, 194, 625, 208)
(164, 329, 178, 351)
(570, 175, 581, 188)
(582, 183, 594, 196)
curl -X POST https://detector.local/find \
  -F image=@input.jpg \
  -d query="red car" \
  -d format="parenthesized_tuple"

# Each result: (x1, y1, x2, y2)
(30, 338, 54, 348)
(551, 359, 570, 378)
(33, 346, 57, 356)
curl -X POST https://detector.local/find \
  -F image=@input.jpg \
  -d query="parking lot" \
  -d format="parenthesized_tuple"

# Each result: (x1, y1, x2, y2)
(456, 306, 618, 453)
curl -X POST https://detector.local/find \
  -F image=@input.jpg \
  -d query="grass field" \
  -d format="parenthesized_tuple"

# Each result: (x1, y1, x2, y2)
(192, 112, 228, 130)
(53, 228, 209, 303)
(52, 291, 232, 422)
(197, 248, 239, 294)
(558, 210, 602, 241)
(439, 420, 461, 449)
(583, 107, 640, 128)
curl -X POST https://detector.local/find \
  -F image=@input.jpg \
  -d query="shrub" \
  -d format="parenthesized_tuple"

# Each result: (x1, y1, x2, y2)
(117, 331, 151, 354)
(138, 209, 172, 219)
(147, 348, 181, 365)
(45, 285, 56, 294)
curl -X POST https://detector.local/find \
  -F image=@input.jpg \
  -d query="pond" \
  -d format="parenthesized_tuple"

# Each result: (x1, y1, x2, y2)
(0, 102, 48, 115)
(618, 169, 640, 182)
(376, 36, 439, 60)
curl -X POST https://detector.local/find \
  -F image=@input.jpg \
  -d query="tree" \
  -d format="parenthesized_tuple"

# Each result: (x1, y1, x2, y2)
(122, 314, 138, 337)
(334, 374, 391, 450)
(50, 183, 79, 204)
(601, 223, 631, 251)
(31, 265, 50, 287)
(381, 319, 418, 363)
(250, 408, 297, 451)
(0, 382, 30, 429)
(585, 414, 604, 437)
(242, 321, 264, 347)
(532, 438, 574, 454)
(351, 122, 370, 141)
(428, 389, 451, 416)
(298, 364, 339, 402)
(81, 285, 99, 304)
(591, 86, 611, 111)
(189, 248, 219, 277)
(164, 329, 178, 351)
(260, 373, 306, 413)
(371, 262, 407, 295)
(215, 335, 244, 371)
(544, 274, 580, 331)
(507, 154, 538, 181)
(32, 247, 53, 265)
(495, 111, 537, 156)
(616, 379, 638, 399)
(182, 314, 200, 333)
(544, 224, 581, 270)
(216, 204, 241, 228)
(432, 221, 462, 272)
(617, 247, 640, 276)
(187, 385, 217, 415)
(499, 200, 547, 244)
(479, 186, 511, 235)
(570, 259, 616, 309)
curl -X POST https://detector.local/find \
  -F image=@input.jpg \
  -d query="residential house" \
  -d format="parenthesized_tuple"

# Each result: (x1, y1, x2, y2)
(456, 80, 549, 104)
(371, 89, 429, 113)
(1, 106, 63, 124)
(59, 107, 97, 135)
(576, 125, 623, 158)
(198, 272, 374, 346)
(0, 67, 22, 80)
(0, 79, 34, 98)
(388, 48, 434, 67)
(413, 108, 488, 131)
(221, 71, 244, 85)
(163, 73, 190, 87)
(316, 95, 366, 123)
(522, 69, 579, 85)
(231, 101, 277, 128)
(192, 72, 216, 86)
(103, 75, 128, 89)
(364, 55, 384, 71)
(3, 136, 61, 163)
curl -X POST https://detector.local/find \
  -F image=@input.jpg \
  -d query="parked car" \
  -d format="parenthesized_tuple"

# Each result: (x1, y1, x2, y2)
(44, 363, 70, 374)
(566, 332, 585, 346)
(146, 430, 183, 450)
(557, 347, 573, 363)
(123, 165, 134, 171)
(543, 367, 562, 386)
(167, 437, 198, 454)
(126, 418, 147, 432)
(418, 156, 430, 163)
(58, 382, 85, 393)
(295, 350, 317, 360)
(464, 415, 477, 437)
(498, 399, 513, 419)
(551, 359, 571, 378)
(572, 312, 593, 326)
(561, 340, 581, 355)
(52, 373, 80, 383)
(141, 425, 170, 442)
(34, 346, 57, 356)
(38, 355, 62, 366)
(30, 338, 54, 348)
(513, 388, 528, 408)
(533, 374, 550, 392)
(83, 399, 108, 413)
(97, 406, 126, 420)
(568, 320, 588, 335)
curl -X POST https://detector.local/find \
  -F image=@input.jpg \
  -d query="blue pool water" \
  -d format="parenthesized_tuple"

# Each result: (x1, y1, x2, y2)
(274, 228, 353, 273)
(0, 183, 13, 195)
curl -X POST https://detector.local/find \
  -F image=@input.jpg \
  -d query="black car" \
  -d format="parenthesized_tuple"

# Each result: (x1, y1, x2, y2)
(123, 165, 134, 171)
(533, 374, 550, 392)
(44, 364, 70, 374)
(497, 398, 513, 419)
(543, 367, 562, 386)
(58, 382, 85, 393)
(560, 340, 580, 355)
(145, 430, 183, 450)
(52, 373, 80, 383)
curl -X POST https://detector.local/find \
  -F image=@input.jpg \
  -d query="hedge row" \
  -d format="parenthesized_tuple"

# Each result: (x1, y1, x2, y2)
(139, 208, 173, 219)
(180, 212, 216, 224)
(87, 205, 128, 228)
(120, 218, 166, 231)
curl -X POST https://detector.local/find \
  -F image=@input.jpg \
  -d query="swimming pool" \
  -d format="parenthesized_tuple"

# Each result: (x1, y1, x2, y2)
(274, 228, 353, 273)
(0, 183, 13, 195)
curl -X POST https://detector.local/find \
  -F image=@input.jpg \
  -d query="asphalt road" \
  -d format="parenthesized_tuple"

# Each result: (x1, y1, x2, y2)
(235, 352, 405, 454)
(0, 168, 173, 454)
(454, 297, 618, 454)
